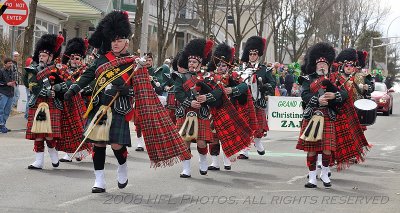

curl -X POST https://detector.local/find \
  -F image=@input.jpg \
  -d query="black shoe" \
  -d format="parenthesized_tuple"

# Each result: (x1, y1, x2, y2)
(304, 182, 317, 188)
(237, 154, 249, 159)
(224, 166, 231, 170)
(328, 172, 331, 177)
(322, 181, 331, 188)
(257, 150, 265, 155)
(208, 166, 220, 171)
(199, 170, 207, 175)
(118, 179, 128, 189)
(59, 158, 72, 163)
(180, 174, 191, 178)
(135, 147, 144, 152)
(28, 165, 42, 170)
(317, 165, 322, 169)
(52, 162, 60, 167)
(91, 187, 106, 193)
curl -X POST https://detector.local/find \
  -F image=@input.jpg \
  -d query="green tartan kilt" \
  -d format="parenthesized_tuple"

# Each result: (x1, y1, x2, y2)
(85, 105, 132, 147)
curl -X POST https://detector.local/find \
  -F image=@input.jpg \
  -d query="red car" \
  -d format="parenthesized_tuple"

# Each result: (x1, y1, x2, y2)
(371, 82, 394, 116)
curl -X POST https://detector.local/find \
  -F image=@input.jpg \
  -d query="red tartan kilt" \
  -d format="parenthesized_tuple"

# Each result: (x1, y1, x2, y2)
(168, 109, 176, 124)
(56, 96, 91, 153)
(26, 97, 62, 139)
(176, 109, 215, 142)
(166, 91, 176, 109)
(296, 109, 337, 152)
(254, 107, 268, 138)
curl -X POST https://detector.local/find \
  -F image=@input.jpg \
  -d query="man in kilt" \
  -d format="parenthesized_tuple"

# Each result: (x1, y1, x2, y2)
(297, 42, 348, 188)
(206, 43, 257, 171)
(173, 38, 218, 178)
(64, 11, 190, 193)
(58, 37, 92, 162)
(329, 48, 371, 169)
(237, 36, 276, 159)
(25, 34, 64, 169)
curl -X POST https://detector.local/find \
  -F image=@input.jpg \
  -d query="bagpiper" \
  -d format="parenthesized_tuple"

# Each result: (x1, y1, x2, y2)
(57, 37, 92, 162)
(25, 34, 64, 169)
(207, 43, 258, 171)
(297, 42, 348, 188)
(238, 36, 276, 159)
(64, 11, 190, 193)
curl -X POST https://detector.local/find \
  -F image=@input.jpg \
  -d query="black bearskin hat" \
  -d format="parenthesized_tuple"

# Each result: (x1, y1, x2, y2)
(62, 38, 87, 64)
(207, 43, 234, 72)
(335, 48, 357, 64)
(89, 10, 132, 54)
(172, 50, 183, 71)
(357, 50, 368, 68)
(33, 34, 64, 64)
(305, 42, 335, 74)
(241, 36, 266, 63)
(180, 38, 214, 69)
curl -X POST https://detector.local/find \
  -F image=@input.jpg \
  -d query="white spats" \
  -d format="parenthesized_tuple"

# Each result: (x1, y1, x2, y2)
(48, 147, 59, 165)
(222, 152, 231, 167)
(239, 149, 249, 157)
(254, 138, 265, 152)
(117, 162, 128, 184)
(137, 137, 145, 148)
(209, 155, 220, 168)
(62, 153, 72, 161)
(199, 154, 208, 172)
(320, 166, 331, 184)
(308, 170, 317, 185)
(181, 160, 191, 176)
(93, 170, 106, 189)
(30, 152, 44, 169)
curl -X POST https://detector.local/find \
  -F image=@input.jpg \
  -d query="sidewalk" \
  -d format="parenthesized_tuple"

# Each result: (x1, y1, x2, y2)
(7, 113, 27, 131)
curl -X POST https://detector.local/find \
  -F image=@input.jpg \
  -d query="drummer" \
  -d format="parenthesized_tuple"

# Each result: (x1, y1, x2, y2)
(331, 48, 372, 168)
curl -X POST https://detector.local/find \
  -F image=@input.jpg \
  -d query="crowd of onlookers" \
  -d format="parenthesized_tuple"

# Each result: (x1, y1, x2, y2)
(266, 62, 301, 97)
(0, 51, 22, 133)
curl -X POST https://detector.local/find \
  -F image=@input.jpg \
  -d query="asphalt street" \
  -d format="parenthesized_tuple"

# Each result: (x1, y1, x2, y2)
(0, 94, 399, 213)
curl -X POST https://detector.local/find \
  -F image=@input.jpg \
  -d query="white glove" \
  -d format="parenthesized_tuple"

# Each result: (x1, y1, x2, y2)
(135, 57, 147, 70)
(358, 83, 364, 91)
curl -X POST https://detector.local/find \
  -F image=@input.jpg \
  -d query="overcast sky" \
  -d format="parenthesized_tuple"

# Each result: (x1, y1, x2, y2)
(380, 0, 400, 37)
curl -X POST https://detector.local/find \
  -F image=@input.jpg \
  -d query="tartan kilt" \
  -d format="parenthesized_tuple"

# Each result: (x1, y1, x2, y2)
(26, 97, 62, 140)
(166, 91, 177, 109)
(86, 105, 131, 147)
(235, 91, 259, 131)
(254, 107, 269, 138)
(176, 107, 215, 143)
(168, 109, 176, 124)
(57, 95, 92, 153)
(296, 108, 336, 152)
(333, 100, 370, 170)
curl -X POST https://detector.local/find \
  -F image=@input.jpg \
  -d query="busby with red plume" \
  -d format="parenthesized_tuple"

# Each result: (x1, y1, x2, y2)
(305, 42, 336, 74)
(241, 36, 266, 63)
(32, 34, 63, 64)
(207, 43, 234, 72)
(62, 37, 87, 64)
(357, 50, 368, 68)
(180, 38, 214, 69)
(88, 10, 132, 54)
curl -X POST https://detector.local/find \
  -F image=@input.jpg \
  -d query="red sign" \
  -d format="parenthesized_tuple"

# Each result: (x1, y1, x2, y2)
(2, 0, 28, 26)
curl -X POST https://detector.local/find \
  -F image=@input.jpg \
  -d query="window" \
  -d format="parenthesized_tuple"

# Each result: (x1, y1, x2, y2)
(123, 0, 135, 5)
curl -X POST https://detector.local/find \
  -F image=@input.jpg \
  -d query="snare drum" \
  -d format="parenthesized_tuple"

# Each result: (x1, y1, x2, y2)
(354, 99, 377, 126)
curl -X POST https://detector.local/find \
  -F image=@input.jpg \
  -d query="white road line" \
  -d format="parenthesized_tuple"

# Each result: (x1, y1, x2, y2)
(287, 175, 307, 185)
(381, 146, 397, 151)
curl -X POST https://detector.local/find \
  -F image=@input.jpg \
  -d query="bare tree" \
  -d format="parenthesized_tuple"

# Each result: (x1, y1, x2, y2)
(22, 0, 38, 65)
(131, 0, 143, 54)
(156, 0, 187, 66)
(191, 0, 221, 38)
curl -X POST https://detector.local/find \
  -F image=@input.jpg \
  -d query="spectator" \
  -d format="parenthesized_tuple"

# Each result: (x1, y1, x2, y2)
(284, 67, 295, 96)
(0, 58, 16, 133)
(12, 51, 22, 109)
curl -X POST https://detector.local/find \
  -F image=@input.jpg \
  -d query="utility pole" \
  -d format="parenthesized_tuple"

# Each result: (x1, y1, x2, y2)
(337, 0, 344, 52)
(22, 0, 38, 67)
(140, 0, 149, 56)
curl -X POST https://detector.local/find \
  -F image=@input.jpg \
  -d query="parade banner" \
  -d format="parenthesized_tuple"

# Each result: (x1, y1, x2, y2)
(267, 96, 303, 131)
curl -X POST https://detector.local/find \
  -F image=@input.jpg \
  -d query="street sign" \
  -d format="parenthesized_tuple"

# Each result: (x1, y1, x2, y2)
(0, 0, 29, 27)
